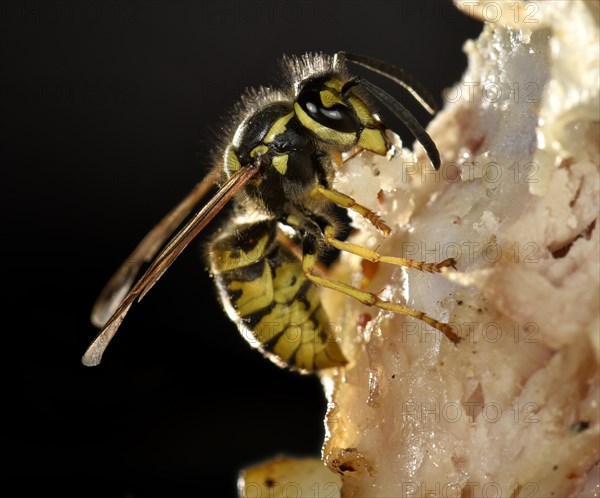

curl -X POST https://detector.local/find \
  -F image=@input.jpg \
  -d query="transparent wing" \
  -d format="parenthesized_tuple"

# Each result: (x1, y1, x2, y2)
(91, 168, 221, 328)
(82, 164, 260, 367)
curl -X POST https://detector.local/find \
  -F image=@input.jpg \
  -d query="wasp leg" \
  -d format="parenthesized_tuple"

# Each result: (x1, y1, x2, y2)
(323, 226, 456, 273)
(275, 228, 329, 277)
(301, 233, 461, 344)
(310, 184, 391, 236)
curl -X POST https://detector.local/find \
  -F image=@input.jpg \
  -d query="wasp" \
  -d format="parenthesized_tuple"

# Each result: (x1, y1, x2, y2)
(83, 52, 460, 372)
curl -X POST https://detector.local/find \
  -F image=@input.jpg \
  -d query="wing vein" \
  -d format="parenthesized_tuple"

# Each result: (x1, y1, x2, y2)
(82, 164, 259, 367)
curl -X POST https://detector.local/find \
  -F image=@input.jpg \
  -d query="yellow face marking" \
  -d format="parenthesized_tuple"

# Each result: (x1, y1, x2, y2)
(228, 261, 274, 317)
(348, 96, 375, 125)
(323, 78, 344, 92)
(294, 102, 356, 146)
(319, 89, 344, 108)
(357, 127, 388, 156)
(272, 154, 288, 175)
(250, 144, 269, 158)
(264, 112, 294, 144)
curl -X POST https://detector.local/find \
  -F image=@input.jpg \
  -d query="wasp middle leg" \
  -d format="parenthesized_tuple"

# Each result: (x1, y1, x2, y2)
(300, 230, 461, 344)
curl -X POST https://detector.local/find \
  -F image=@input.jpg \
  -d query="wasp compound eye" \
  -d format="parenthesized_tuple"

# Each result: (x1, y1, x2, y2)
(297, 87, 360, 133)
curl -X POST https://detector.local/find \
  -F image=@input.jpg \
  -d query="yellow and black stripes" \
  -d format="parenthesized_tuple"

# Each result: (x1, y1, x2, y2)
(209, 220, 347, 372)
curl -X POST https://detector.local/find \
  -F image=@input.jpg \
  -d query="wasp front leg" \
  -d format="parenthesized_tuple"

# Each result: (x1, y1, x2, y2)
(310, 184, 456, 273)
(310, 184, 391, 237)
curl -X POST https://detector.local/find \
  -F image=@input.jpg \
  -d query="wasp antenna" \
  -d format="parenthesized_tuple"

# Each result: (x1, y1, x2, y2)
(358, 78, 441, 169)
(339, 51, 438, 116)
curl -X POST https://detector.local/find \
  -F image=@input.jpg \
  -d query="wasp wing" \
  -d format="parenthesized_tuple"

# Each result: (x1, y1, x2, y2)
(91, 168, 221, 328)
(82, 164, 260, 367)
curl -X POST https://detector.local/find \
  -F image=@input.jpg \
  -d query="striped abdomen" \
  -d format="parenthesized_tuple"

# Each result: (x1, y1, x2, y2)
(208, 219, 347, 372)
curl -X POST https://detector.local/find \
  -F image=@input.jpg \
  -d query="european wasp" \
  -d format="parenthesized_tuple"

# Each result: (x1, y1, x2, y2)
(83, 52, 460, 372)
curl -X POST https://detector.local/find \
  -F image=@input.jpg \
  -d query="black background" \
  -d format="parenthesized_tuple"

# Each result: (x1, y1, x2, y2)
(3, 1, 482, 496)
